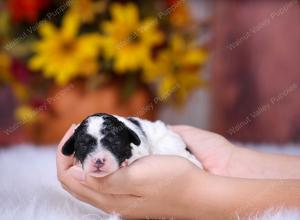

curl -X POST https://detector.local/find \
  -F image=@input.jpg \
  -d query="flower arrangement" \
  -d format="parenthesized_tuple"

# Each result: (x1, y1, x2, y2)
(0, 0, 207, 123)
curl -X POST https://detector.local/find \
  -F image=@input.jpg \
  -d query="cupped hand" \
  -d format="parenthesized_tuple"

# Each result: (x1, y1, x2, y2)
(171, 125, 236, 176)
(56, 125, 214, 219)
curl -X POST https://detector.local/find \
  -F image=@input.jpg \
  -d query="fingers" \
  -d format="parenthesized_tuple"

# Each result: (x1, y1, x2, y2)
(57, 124, 76, 151)
(62, 175, 139, 215)
(56, 124, 76, 173)
(170, 125, 202, 134)
(66, 166, 141, 214)
(71, 166, 138, 195)
(55, 125, 140, 213)
(56, 125, 98, 202)
(56, 125, 104, 206)
(63, 168, 117, 210)
(79, 156, 177, 196)
(169, 125, 209, 156)
(69, 165, 85, 182)
(169, 125, 190, 131)
(169, 125, 197, 145)
(170, 125, 215, 141)
(170, 125, 189, 133)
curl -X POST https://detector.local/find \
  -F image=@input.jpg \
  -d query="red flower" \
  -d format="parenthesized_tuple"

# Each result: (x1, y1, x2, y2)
(10, 58, 31, 84)
(7, 0, 50, 23)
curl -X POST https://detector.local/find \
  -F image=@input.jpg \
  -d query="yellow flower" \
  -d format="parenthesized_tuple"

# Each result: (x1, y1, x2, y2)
(15, 105, 37, 124)
(101, 3, 163, 73)
(144, 35, 207, 102)
(69, 0, 106, 23)
(29, 12, 102, 85)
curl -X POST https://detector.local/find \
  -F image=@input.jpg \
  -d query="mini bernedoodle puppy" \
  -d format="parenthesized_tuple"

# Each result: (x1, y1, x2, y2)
(62, 113, 202, 177)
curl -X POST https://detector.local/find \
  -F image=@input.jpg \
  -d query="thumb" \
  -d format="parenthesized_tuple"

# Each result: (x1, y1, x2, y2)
(170, 125, 215, 144)
(169, 125, 217, 157)
(169, 125, 199, 146)
(169, 125, 198, 138)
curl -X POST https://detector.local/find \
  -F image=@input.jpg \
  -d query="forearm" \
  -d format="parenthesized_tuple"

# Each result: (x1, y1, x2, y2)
(227, 178, 300, 219)
(233, 178, 300, 218)
(185, 172, 300, 219)
(228, 146, 300, 179)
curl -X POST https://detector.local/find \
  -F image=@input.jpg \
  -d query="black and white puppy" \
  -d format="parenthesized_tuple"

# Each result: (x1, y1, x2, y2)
(62, 113, 202, 177)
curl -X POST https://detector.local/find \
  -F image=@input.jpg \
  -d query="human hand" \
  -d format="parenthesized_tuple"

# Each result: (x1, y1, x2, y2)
(170, 125, 237, 177)
(56, 125, 228, 219)
(171, 125, 300, 179)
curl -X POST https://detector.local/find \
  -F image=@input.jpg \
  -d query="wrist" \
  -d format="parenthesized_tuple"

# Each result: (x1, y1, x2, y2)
(226, 146, 264, 179)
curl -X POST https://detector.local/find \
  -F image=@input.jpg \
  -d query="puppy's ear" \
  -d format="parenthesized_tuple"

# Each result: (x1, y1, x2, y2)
(127, 128, 141, 146)
(61, 134, 76, 155)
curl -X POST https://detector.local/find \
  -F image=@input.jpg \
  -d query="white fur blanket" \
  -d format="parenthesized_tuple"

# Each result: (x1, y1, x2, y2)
(0, 144, 299, 220)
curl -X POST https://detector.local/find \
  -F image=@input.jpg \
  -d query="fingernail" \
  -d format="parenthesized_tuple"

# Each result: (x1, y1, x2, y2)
(70, 166, 85, 182)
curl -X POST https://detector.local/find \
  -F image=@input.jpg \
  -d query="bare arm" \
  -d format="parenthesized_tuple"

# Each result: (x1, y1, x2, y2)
(228, 146, 300, 179)
(171, 125, 300, 179)
(186, 172, 300, 219)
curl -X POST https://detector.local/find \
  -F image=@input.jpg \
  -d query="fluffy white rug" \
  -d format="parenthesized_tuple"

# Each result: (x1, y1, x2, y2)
(0, 145, 119, 220)
(0, 144, 299, 220)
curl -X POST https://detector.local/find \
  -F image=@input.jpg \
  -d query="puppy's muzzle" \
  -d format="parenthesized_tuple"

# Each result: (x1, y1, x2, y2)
(85, 150, 119, 177)
(94, 158, 105, 169)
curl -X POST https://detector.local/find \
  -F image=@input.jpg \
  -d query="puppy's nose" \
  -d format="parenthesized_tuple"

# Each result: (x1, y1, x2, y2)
(94, 158, 105, 168)
(96, 158, 104, 165)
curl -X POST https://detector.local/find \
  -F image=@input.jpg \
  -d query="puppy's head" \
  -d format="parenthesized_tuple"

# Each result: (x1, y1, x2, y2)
(62, 113, 141, 177)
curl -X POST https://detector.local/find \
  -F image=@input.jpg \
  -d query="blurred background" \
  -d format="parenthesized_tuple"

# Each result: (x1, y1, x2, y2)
(0, 0, 299, 146)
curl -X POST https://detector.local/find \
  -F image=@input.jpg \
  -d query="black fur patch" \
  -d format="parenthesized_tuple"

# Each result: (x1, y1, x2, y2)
(100, 114, 140, 165)
(63, 119, 98, 164)
(74, 132, 97, 164)
(128, 117, 146, 136)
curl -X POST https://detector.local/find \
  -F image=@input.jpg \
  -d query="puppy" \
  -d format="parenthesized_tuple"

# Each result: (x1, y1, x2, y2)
(62, 113, 202, 177)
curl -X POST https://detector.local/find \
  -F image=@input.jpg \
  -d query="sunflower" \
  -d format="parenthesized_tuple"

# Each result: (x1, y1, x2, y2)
(144, 35, 207, 102)
(101, 3, 163, 73)
(29, 12, 102, 85)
